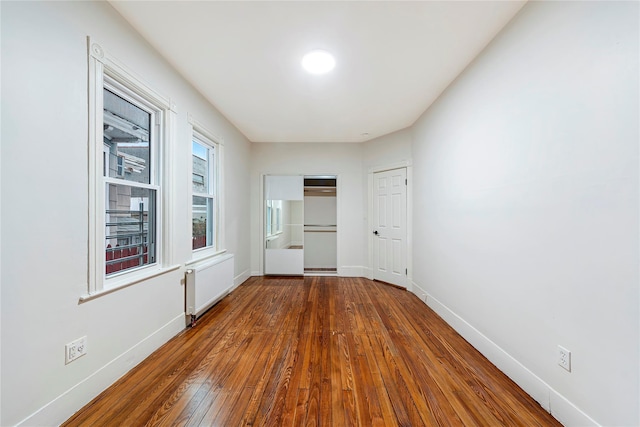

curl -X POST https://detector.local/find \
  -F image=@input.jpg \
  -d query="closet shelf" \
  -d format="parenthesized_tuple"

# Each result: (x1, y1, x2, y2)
(304, 225, 337, 233)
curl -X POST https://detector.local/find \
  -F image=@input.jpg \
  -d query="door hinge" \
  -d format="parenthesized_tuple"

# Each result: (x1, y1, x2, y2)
(405, 268, 408, 275)
(405, 178, 407, 185)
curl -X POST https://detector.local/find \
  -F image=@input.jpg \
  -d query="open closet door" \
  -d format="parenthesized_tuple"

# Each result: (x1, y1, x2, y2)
(264, 175, 304, 275)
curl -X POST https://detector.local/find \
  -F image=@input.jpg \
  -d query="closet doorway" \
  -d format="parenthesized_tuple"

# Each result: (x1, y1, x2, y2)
(303, 176, 337, 275)
(263, 175, 337, 276)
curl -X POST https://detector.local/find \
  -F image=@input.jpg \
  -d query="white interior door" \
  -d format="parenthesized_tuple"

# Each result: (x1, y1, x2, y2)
(373, 168, 407, 287)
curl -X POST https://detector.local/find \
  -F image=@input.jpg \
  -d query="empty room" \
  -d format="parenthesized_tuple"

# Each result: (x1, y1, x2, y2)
(1, 1, 638, 426)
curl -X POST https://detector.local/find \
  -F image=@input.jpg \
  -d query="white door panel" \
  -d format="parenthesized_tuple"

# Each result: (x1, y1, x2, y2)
(265, 248, 304, 275)
(373, 168, 407, 287)
(264, 175, 304, 275)
(265, 175, 304, 200)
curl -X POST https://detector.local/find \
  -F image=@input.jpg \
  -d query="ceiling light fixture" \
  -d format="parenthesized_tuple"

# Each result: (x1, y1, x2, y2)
(301, 50, 336, 75)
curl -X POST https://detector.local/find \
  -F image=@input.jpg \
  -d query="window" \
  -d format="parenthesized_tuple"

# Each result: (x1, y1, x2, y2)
(188, 115, 224, 258)
(116, 155, 125, 177)
(266, 199, 283, 237)
(192, 173, 205, 186)
(192, 138, 216, 251)
(87, 39, 175, 295)
(103, 86, 157, 275)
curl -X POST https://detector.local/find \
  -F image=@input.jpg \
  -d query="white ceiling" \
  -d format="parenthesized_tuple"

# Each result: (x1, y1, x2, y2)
(110, 1, 526, 143)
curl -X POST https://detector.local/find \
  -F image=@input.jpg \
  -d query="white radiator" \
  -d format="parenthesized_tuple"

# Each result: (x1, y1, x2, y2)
(185, 253, 234, 326)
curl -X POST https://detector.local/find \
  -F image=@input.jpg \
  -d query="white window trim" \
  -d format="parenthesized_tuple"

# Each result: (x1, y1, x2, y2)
(86, 37, 178, 297)
(188, 114, 225, 262)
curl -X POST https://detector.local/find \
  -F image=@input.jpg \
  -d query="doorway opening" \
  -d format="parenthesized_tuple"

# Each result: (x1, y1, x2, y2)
(304, 176, 337, 275)
(263, 175, 337, 276)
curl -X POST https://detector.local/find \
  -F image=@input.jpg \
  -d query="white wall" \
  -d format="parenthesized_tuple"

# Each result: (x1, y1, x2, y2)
(250, 143, 365, 276)
(411, 1, 639, 426)
(304, 196, 337, 227)
(304, 195, 337, 269)
(0, 1, 251, 425)
(363, 127, 412, 171)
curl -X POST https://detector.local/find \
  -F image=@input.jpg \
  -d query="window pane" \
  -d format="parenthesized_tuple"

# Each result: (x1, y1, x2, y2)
(103, 89, 151, 184)
(193, 195, 214, 250)
(105, 184, 156, 275)
(192, 141, 209, 193)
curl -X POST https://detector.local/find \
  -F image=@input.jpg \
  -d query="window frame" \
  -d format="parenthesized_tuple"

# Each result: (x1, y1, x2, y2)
(192, 173, 205, 187)
(86, 38, 178, 298)
(103, 81, 159, 278)
(188, 115, 225, 263)
(191, 135, 215, 252)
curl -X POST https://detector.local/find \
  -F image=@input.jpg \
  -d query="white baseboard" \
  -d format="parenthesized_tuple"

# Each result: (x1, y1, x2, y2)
(234, 269, 251, 289)
(410, 281, 599, 427)
(550, 387, 599, 426)
(18, 314, 185, 427)
(251, 268, 368, 278)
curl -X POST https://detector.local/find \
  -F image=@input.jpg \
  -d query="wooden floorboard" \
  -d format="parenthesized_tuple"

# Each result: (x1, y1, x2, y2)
(63, 276, 561, 426)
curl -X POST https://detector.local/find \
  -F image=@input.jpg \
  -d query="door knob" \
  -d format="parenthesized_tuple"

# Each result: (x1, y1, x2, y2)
(373, 230, 379, 235)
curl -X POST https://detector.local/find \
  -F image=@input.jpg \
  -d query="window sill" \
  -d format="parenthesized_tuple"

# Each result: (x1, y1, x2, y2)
(186, 249, 228, 267)
(266, 232, 283, 241)
(79, 264, 181, 303)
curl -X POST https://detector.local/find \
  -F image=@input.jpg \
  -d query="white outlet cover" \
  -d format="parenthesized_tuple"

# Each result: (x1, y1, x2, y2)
(558, 345, 571, 372)
(65, 336, 87, 364)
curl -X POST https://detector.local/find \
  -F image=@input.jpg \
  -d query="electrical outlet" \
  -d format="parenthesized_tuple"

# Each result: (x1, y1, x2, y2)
(65, 336, 87, 364)
(558, 345, 571, 372)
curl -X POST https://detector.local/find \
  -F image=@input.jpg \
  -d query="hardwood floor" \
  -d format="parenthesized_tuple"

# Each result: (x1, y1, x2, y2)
(63, 277, 561, 426)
